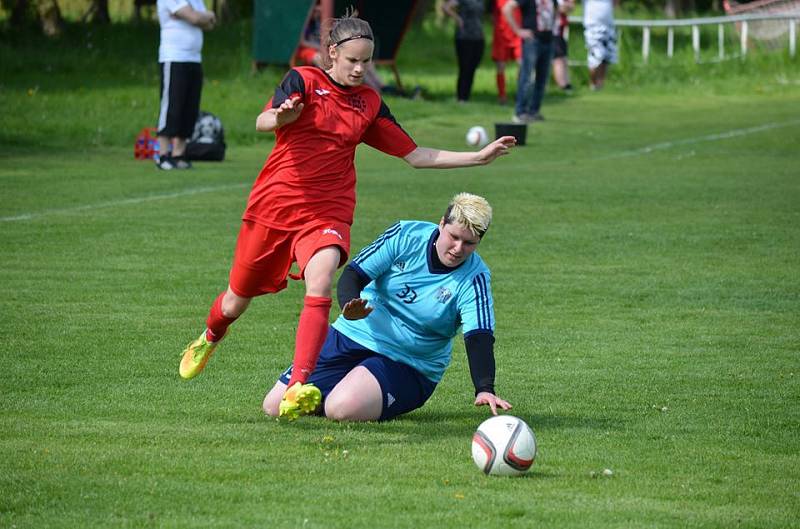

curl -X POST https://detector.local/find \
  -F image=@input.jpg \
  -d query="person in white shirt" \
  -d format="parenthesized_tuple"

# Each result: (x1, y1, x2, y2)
(156, 0, 216, 170)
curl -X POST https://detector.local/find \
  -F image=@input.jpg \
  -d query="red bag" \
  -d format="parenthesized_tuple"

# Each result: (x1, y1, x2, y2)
(134, 127, 159, 160)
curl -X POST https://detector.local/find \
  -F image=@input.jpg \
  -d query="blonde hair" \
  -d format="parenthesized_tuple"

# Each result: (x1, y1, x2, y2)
(320, 10, 374, 69)
(443, 193, 492, 238)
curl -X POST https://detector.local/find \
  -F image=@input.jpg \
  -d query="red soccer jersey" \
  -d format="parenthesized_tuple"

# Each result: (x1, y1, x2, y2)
(494, 0, 522, 44)
(243, 67, 418, 230)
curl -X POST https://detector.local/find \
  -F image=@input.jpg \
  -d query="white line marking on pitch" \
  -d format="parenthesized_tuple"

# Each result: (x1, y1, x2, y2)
(600, 119, 800, 160)
(0, 183, 249, 223)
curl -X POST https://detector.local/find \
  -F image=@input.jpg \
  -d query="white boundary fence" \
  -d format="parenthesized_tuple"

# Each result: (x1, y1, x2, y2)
(568, 12, 799, 62)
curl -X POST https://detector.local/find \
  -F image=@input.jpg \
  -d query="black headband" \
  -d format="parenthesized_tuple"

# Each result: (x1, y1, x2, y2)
(334, 34, 373, 47)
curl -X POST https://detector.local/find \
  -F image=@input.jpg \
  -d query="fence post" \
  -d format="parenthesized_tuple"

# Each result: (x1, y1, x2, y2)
(791, 19, 797, 57)
(668, 27, 674, 58)
(718, 24, 725, 60)
(741, 20, 748, 56)
(643, 26, 650, 62)
(692, 25, 700, 62)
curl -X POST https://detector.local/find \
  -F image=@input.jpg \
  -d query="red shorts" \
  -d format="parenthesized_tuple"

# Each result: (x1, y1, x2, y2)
(229, 220, 351, 298)
(492, 36, 521, 62)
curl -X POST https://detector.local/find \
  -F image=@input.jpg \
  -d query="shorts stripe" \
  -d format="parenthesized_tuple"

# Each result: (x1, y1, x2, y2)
(158, 62, 171, 132)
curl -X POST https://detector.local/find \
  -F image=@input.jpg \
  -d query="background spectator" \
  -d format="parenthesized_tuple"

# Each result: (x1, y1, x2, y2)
(442, 0, 486, 102)
(552, 0, 575, 92)
(294, 2, 323, 67)
(155, 0, 216, 170)
(503, 0, 558, 123)
(584, 0, 618, 90)
(492, 0, 522, 105)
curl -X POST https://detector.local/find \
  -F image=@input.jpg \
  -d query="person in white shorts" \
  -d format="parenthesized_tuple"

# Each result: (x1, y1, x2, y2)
(583, 0, 618, 90)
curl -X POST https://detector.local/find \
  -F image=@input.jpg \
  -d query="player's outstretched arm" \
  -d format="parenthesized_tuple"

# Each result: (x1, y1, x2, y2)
(403, 136, 516, 169)
(474, 392, 513, 416)
(256, 96, 304, 132)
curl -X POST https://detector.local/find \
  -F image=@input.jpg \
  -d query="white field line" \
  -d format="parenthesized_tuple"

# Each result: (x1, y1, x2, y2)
(2, 119, 798, 223)
(599, 119, 800, 160)
(0, 183, 249, 223)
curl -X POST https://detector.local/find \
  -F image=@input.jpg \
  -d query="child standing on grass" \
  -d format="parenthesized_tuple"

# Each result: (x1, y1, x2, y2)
(178, 12, 517, 420)
(552, 0, 575, 93)
(584, 0, 618, 90)
(155, 0, 216, 170)
(492, 0, 522, 105)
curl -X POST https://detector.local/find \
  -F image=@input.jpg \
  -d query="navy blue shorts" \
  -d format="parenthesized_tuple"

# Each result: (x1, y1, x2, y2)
(278, 328, 437, 421)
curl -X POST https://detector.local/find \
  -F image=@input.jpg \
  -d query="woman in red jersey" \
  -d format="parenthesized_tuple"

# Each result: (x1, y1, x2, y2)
(179, 13, 517, 420)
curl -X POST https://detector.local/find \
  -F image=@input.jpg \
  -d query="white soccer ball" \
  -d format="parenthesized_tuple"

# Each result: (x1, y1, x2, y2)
(471, 415, 536, 476)
(465, 126, 489, 147)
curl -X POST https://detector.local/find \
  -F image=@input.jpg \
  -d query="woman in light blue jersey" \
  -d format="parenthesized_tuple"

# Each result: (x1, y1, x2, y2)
(263, 193, 513, 421)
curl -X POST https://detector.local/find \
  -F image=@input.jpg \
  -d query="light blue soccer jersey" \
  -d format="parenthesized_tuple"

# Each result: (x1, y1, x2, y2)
(332, 221, 494, 383)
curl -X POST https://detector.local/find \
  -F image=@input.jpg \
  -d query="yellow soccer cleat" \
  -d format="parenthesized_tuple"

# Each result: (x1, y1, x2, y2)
(279, 382, 322, 421)
(179, 331, 223, 380)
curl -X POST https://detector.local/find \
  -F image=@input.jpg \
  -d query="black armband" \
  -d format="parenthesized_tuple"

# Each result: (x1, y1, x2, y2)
(336, 264, 371, 309)
(465, 332, 496, 396)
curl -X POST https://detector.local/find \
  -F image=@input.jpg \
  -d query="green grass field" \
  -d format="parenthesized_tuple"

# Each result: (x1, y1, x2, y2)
(1, 16, 799, 529)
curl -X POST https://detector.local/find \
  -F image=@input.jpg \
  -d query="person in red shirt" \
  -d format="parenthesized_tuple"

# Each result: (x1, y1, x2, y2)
(492, 0, 522, 105)
(179, 12, 517, 420)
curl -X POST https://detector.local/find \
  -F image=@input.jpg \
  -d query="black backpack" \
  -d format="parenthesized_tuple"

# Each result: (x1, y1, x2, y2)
(186, 111, 226, 161)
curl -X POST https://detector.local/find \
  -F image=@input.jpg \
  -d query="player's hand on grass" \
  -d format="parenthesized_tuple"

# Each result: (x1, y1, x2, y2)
(342, 298, 373, 320)
(474, 392, 512, 416)
(275, 96, 304, 128)
(477, 136, 516, 165)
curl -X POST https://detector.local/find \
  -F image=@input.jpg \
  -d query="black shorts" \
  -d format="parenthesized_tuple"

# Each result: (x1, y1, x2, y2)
(157, 61, 203, 139)
(553, 35, 568, 59)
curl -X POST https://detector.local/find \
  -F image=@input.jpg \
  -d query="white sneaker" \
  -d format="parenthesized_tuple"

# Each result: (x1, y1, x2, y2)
(511, 114, 528, 124)
(156, 156, 177, 170)
(173, 156, 192, 169)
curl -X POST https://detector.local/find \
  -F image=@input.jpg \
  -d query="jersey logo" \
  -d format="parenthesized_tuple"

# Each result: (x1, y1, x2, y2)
(435, 287, 453, 304)
(315, 88, 331, 96)
(386, 393, 396, 407)
(321, 227, 343, 240)
(396, 283, 417, 304)
(347, 94, 367, 112)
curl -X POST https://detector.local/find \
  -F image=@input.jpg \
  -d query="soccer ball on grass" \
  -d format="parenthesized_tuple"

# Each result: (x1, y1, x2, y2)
(465, 126, 489, 148)
(471, 415, 536, 476)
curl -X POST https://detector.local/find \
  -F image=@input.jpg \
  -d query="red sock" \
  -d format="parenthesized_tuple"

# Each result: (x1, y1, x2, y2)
(205, 291, 237, 342)
(496, 73, 506, 100)
(287, 295, 332, 386)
